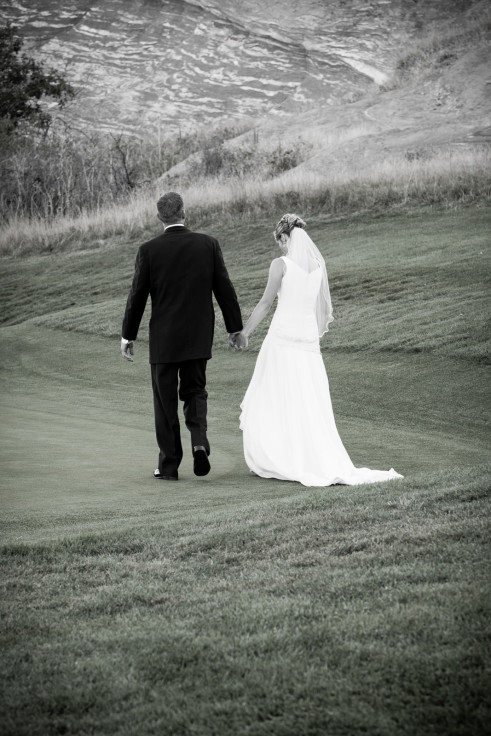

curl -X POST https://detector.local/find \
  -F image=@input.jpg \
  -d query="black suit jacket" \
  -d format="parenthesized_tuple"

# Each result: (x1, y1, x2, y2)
(122, 226, 243, 363)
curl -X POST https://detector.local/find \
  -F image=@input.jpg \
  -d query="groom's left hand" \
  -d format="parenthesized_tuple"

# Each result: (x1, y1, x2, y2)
(229, 332, 248, 350)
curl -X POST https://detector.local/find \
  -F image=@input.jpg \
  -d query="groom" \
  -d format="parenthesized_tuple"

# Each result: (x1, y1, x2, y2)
(121, 191, 244, 480)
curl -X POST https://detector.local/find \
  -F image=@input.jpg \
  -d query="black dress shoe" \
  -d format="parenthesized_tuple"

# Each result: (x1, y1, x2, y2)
(153, 469, 178, 481)
(193, 446, 210, 477)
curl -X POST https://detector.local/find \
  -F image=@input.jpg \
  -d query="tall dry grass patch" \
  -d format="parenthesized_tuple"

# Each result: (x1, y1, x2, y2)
(385, 0, 491, 88)
(1, 145, 488, 257)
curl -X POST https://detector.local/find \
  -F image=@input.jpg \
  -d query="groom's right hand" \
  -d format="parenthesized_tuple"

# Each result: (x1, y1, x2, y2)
(121, 338, 134, 361)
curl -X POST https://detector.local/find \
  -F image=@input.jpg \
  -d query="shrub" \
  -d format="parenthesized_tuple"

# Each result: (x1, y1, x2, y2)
(0, 23, 74, 134)
(382, 2, 490, 90)
(268, 143, 308, 177)
(0, 125, 245, 222)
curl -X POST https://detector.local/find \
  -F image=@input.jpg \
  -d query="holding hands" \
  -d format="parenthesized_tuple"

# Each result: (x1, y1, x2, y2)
(229, 331, 248, 350)
(122, 333, 246, 360)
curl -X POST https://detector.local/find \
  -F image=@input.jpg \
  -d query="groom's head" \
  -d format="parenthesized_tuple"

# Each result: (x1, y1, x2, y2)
(157, 192, 185, 225)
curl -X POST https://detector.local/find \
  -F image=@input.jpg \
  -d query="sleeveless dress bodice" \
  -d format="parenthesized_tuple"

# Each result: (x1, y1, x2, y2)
(267, 257, 322, 351)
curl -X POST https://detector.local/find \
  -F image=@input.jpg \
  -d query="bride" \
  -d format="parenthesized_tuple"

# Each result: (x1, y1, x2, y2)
(234, 213, 403, 487)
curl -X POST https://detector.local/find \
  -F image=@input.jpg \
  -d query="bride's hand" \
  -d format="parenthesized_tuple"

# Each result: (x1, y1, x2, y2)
(229, 331, 248, 350)
(235, 331, 248, 350)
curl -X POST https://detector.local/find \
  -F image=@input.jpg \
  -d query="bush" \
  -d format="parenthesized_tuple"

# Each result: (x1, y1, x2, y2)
(268, 143, 307, 177)
(0, 23, 74, 134)
(382, 2, 490, 90)
(189, 136, 263, 180)
(0, 125, 242, 221)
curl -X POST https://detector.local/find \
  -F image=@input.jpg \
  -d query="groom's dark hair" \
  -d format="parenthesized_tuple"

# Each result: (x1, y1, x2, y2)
(157, 192, 185, 223)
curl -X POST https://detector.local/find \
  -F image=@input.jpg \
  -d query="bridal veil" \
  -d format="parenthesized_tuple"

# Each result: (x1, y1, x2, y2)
(287, 226, 334, 336)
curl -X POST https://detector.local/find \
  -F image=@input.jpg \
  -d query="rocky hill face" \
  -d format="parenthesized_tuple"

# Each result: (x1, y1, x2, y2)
(0, 0, 479, 137)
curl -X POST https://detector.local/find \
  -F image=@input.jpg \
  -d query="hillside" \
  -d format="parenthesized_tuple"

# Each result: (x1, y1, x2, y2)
(2, 0, 489, 145)
(1, 207, 489, 735)
(0, 0, 489, 256)
(0, 0, 453, 133)
(161, 1, 491, 184)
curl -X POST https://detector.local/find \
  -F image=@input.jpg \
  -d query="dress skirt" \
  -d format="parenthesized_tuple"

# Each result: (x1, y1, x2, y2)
(240, 333, 402, 487)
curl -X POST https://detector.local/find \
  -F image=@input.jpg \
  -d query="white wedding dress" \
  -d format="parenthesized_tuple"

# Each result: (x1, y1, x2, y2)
(240, 256, 403, 487)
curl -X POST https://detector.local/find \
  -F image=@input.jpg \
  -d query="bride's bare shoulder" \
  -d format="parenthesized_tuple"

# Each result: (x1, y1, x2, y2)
(270, 257, 286, 273)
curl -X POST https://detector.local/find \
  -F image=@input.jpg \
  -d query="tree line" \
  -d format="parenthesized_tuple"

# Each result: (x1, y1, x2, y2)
(0, 24, 205, 221)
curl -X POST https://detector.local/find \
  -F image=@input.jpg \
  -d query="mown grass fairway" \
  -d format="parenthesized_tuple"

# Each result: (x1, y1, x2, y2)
(1, 208, 490, 735)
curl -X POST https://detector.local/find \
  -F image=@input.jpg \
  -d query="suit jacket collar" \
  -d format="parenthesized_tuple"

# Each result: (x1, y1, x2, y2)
(164, 225, 189, 234)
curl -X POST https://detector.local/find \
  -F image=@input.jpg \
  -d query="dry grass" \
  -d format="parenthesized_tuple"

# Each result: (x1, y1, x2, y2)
(385, 0, 491, 88)
(1, 146, 489, 257)
(291, 122, 375, 152)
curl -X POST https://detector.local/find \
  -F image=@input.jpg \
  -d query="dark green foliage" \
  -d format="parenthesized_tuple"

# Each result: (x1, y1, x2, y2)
(0, 23, 74, 134)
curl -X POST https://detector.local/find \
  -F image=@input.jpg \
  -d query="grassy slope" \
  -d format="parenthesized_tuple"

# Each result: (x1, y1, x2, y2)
(1, 208, 489, 361)
(0, 207, 490, 735)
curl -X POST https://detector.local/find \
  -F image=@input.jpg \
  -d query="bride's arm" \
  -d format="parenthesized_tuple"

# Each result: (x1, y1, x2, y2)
(242, 258, 285, 339)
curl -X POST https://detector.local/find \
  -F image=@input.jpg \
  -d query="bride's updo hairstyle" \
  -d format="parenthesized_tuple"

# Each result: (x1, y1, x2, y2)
(273, 213, 307, 242)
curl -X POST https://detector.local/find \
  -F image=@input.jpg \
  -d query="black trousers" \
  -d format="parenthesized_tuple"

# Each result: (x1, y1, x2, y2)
(151, 359, 209, 477)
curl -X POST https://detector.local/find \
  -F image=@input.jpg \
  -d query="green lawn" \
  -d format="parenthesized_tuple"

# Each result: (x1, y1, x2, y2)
(0, 207, 490, 735)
